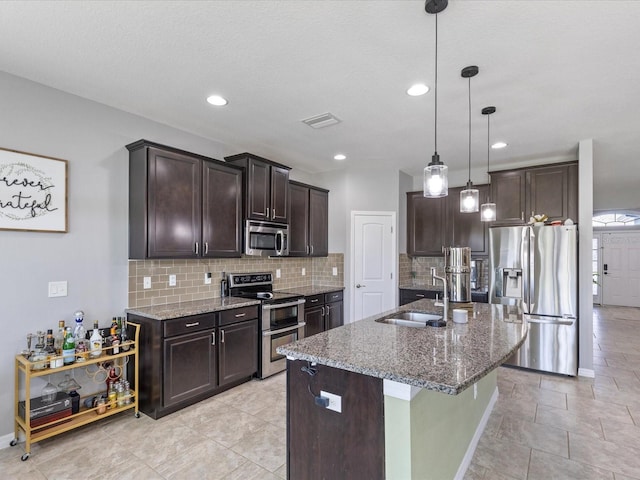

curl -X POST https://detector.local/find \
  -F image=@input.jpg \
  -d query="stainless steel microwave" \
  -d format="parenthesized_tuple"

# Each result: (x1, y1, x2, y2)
(245, 220, 289, 257)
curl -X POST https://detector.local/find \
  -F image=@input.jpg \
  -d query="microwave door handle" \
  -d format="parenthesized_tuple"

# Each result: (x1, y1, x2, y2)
(276, 230, 284, 256)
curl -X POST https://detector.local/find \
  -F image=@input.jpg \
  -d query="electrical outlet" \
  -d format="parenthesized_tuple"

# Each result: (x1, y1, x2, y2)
(332, 267, 338, 276)
(169, 274, 177, 287)
(302, 268, 306, 276)
(48, 281, 68, 298)
(143, 277, 151, 289)
(204, 272, 212, 285)
(320, 390, 342, 413)
(276, 269, 281, 279)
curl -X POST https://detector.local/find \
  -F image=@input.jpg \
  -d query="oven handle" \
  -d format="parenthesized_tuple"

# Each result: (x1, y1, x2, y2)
(262, 323, 306, 337)
(262, 298, 306, 310)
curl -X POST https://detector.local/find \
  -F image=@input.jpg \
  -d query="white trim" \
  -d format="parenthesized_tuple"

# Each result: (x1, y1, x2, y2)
(0, 432, 16, 449)
(578, 368, 595, 378)
(383, 379, 421, 401)
(350, 211, 397, 323)
(454, 386, 499, 480)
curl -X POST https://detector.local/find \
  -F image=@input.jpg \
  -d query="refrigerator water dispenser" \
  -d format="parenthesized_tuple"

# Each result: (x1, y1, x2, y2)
(495, 268, 522, 299)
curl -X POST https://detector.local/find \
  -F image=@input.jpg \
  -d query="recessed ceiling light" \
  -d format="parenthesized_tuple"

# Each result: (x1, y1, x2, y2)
(206, 95, 228, 106)
(407, 84, 430, 96)
(334, 154, 346, 161)
(491, 142, 508, 149)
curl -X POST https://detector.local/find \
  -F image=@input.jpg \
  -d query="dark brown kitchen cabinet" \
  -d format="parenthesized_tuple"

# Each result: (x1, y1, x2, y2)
(127, 140, 242, 259)
(407, 192, 446, 256)
(225, 153, 291, 224)
(128, 304, 259, 419)
(304, 290, 344, 338)
(399, 288, 487, 305)
(407, 187, 488, 257)
(289, 181, 329, 257)
(490, 162, 578, 226)
(218, 319, 259, 387)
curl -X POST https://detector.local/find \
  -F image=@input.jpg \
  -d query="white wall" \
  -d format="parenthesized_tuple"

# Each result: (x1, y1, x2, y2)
(0, 72, 239, 438)
(578, 139, 594, 374)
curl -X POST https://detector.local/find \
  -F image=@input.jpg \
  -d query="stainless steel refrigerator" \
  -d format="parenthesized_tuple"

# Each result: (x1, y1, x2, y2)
(489, 225, 578, 376)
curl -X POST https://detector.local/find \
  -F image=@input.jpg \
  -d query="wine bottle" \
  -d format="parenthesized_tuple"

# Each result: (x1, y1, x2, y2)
(62, 327, 76, 365)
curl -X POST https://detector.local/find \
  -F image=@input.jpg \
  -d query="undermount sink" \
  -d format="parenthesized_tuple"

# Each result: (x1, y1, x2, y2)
(376, 311, 446, 328)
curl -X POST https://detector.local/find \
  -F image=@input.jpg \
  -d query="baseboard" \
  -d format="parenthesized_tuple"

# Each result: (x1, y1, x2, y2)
(578, 368, 595, 378)
(454, 386, 499, 480)
(0, 432, 15, 450)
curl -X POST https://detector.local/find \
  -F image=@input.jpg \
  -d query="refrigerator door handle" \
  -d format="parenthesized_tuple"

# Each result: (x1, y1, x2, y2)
(526, 317, 575, 326)
(521, 226, 530, 311)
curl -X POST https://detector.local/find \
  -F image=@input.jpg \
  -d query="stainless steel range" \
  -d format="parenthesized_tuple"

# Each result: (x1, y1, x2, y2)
(227, 273, 305, 378)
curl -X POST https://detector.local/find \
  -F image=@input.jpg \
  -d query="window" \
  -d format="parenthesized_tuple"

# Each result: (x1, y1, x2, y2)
(593, 211, 640, 227)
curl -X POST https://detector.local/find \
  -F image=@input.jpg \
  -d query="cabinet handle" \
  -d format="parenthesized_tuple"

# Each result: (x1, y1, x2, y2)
(310, 299, 319, 303)
(211, 332, 215, 346)
(221, 329, 225, 343)
(185, 322, 200, 327)
(310, 245, 314, 255)
(521, 212, 524, 221)
(531, 211, 534, 217)
(416, 294, 425, 298)
(321, 306, 325, 316)
(195, 242, 199, 255)
(326, 305, 331, 313)
(234, 313, 246, 318)
(306, 245, 310, 255)
(204, 242, 209, 255)
(272, 208, 276, 219)
(266, 207, 270, 218)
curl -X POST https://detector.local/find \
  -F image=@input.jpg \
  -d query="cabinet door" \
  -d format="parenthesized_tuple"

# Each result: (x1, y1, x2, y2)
(406, 191, 446, 256)
(399, 289, 438, 306)
(147, 148, 202, 258)
(219, 319, 258, 386)
(163, 329, 217, 407)
(271, 166, 290, 223)
(202, 161, 242, 257)
(309, 188, 329, 256)
(527, 164, 576, 223)
(448, 185, 489, 256)
(326, 301, 343, 330)
(247, 159, 270, 221)
(288, 182, 310, 256)
(491, 170, 526, 225)
(305, 305, 325, 337)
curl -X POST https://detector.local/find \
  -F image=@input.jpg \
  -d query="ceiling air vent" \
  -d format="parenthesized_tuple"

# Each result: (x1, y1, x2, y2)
(301, 112, 341, 129)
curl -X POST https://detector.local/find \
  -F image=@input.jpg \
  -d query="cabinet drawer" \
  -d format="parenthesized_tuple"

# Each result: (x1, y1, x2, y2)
(306, 294, 324, 307)
(325, 290, 343, 303)
(163, 313, 217, 338)
(219, 305, 259, 326)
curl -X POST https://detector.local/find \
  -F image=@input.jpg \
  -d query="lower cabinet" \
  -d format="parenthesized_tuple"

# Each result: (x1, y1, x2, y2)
(304, 290, 344, 338)
(129, 305, 259, 419)
(399, 288, 488, 306)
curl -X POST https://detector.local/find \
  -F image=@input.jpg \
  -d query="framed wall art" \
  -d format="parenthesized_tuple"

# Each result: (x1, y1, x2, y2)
(0, 147, 68, 233)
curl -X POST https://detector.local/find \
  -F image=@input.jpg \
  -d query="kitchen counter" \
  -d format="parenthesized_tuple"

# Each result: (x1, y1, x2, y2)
(277, 285, 344, 296)
(278, 299, 526, 395)
(126, 296, 260, 320)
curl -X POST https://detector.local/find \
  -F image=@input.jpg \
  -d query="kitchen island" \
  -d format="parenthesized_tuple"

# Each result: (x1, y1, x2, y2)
(277, 299, 527, 480)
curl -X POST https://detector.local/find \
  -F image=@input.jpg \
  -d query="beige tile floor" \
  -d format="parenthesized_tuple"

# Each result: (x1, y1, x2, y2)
(2, 305, 639, 479)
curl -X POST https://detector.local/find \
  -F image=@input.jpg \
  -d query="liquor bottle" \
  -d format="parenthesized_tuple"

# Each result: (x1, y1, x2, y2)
(62, 327, 76, 365)
(73, 310, 88, 362)
(89, 321, 103, 358)
(45, 329, 60, 368)
(54, 320, 65, 355)
(120, 316, 130, 352)
(110, 317, 120, 354)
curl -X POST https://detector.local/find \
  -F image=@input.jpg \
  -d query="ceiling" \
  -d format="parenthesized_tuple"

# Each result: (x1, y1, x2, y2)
(1, 1, 639, 206)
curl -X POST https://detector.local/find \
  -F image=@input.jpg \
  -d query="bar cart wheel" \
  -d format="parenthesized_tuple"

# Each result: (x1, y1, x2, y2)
(10, 438, 17, 446)
(135, 412, 140, 418)
(21, 453, 30, 461)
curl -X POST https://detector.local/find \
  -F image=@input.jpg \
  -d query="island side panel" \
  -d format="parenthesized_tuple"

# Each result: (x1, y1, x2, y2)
(286, 359, 385, 479)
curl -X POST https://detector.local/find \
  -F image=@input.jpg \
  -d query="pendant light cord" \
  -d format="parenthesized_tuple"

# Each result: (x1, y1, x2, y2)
(468, 76, 471, 183)
(486, 113, 491, 201)
(434, 13, 438, 155)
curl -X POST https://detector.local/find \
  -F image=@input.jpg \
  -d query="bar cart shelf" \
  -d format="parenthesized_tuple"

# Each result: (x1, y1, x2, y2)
(11, 322, 140, 460)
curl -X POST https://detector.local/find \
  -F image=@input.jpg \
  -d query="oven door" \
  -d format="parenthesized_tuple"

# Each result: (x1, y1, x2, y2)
(261, 299, 305, 331)
(261, 323, 305, 378)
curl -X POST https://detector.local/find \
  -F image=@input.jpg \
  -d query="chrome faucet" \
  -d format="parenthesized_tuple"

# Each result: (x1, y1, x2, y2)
(431, 267, 448, 322)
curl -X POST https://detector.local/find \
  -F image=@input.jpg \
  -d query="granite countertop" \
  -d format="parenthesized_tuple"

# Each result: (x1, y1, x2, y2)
(277, 299, 527, 395)
(278, 285, 344, 296)
(126, 297, 261, 320)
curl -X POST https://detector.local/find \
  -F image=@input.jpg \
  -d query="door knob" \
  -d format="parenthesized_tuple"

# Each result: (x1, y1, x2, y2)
(356, 284, 366, 288)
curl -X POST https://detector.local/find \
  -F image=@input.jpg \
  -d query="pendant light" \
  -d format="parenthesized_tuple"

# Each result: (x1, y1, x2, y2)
(423, 0, 449, 198)
(460, 65, 479, 213)
(480, 106, 497, 222)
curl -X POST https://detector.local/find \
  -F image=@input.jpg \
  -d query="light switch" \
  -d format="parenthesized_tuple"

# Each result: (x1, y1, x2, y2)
(48, 281, 68, 298)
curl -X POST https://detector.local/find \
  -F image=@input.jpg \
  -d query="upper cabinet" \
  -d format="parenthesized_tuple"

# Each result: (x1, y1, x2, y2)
(288, 181, 329, 257)
(491, 162, 578, 225)
(127, 140, 242, 259)
(225, 153, 291, 224)
(407, 185, 489, 257)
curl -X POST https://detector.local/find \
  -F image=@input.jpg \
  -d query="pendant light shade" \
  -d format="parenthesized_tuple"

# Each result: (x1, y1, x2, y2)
(460, 65, 479, 213)
(423, 0, 449, 198)
(481, 106, 497, 222)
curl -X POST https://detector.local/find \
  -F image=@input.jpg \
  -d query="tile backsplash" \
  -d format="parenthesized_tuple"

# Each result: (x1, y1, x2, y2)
(398, 254, 488, 291)
(128, 253, 344, 308)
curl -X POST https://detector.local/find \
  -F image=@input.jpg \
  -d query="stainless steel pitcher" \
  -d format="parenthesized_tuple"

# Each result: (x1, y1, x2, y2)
(443, 246, 471, 302)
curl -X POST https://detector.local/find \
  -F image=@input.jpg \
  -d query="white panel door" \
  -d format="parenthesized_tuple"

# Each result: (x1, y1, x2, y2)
(602, 232, 640, 307)
(353, 212, 396, 321)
